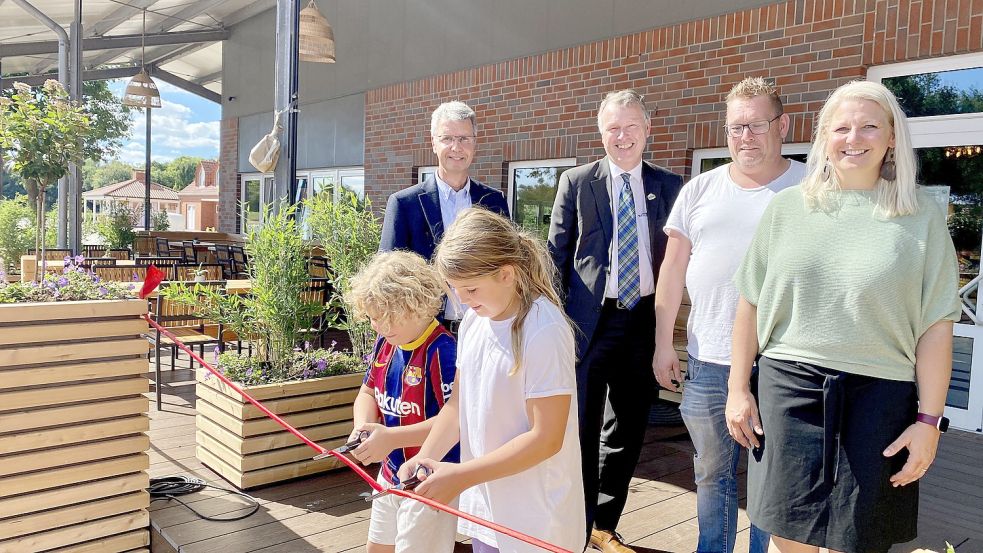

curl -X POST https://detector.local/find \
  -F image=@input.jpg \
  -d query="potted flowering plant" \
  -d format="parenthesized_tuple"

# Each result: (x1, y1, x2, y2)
(164, 204, 365, 488)
(0, 257, 150, 551)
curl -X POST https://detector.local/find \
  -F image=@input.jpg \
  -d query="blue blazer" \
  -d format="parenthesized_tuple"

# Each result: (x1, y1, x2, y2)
(379, 175, 510, 260)
(548, 159, 683, 357)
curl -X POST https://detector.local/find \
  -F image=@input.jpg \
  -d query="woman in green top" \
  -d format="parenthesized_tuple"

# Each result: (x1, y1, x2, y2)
(726, 80, 961, 553)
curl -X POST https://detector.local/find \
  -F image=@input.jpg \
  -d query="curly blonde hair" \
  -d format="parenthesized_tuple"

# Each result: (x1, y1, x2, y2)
(345, 251, 444, 326)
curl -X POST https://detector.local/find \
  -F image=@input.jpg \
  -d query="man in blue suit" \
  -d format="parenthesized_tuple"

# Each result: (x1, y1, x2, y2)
(549, 90, 683, 553)
(379, 101, 509, 331)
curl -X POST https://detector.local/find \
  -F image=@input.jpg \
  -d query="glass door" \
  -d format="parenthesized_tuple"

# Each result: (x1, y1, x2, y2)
(507, 159, 577, 240)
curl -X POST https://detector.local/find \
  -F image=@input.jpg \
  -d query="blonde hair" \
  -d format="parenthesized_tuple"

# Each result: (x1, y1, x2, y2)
(345, 251, 444, 326)
(433, 208, 568, 376)
(725, 76, 783, 115)
(597, 89, 649, 131)
(801, 80, 918, 218)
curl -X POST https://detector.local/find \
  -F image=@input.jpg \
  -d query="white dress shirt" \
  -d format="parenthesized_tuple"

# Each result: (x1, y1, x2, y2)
(604, 159, 654, 301)
(435, 173, 472, 320)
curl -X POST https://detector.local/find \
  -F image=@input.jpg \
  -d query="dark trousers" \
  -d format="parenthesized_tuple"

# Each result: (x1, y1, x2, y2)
(578, 295, 655, 533)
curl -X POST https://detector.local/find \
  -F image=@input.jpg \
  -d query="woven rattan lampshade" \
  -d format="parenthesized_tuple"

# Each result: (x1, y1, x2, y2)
(122, 68, 161, 108)
(299, 0, 336, 63)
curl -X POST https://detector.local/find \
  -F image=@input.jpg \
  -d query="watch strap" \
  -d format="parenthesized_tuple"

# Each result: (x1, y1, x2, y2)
(916, 412, 946, 432)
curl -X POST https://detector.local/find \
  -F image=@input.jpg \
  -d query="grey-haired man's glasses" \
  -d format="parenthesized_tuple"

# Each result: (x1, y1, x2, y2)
(723, 113, 782, 138)
(436, 135, 476, 146)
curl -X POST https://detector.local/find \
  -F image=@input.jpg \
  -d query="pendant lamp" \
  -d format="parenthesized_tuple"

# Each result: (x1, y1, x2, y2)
(122, 9, 161, 108)
(299, 0, 336, 63)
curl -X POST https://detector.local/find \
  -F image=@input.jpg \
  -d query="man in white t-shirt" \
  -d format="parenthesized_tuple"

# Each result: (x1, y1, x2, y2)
(653, 77, 806, 553)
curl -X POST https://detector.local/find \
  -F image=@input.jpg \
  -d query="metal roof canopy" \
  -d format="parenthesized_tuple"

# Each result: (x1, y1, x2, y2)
(0, 0, 272, 252)
(0, 0, 275, 96)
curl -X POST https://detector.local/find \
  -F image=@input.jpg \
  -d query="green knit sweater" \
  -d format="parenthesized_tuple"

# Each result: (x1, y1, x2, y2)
(734, 186, 961, 382)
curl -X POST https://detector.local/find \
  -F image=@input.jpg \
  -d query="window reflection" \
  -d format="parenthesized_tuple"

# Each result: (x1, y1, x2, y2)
(883, 67, 983, 118)
(513, 165, 573, 239)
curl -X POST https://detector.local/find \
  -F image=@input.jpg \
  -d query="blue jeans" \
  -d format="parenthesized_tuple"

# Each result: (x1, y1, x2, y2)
(680, 355, 768, 553)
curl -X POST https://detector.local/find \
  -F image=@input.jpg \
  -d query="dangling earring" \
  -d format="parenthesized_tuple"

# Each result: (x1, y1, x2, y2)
(880, 147, 896, 181)
(821, 158, 832, 181)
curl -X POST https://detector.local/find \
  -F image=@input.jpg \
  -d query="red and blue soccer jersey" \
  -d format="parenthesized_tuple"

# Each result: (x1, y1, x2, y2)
(363, 319, 459, 484)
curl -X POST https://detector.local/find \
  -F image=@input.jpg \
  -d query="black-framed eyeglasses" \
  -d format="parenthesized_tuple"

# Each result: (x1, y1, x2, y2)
(722, 113, 783, 138)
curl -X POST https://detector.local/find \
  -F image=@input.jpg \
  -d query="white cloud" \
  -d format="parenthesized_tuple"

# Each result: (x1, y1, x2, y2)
(124, 97, 220, 160)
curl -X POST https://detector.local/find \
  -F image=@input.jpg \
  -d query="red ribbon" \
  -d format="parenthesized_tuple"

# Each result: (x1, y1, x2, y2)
(141, 309, 571, 553)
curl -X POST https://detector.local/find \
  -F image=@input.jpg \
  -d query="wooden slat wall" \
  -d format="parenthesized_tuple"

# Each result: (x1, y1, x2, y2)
(0, 299, 151, 552)
(195, 370, 362, 489)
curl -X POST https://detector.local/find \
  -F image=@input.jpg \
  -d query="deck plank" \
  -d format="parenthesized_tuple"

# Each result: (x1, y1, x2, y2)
(145, 352, 983, 553)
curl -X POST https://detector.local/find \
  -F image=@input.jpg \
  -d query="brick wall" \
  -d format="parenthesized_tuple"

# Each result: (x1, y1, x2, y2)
(363, 0, 983, 211)
(218, 117, 240, 233)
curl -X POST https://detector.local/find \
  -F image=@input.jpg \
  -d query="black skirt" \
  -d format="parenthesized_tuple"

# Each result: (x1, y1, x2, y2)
(749, 356, 919, 553)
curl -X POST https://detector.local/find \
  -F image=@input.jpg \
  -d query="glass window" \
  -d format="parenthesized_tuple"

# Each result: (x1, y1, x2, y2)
(883, 67, 983, 118)
(692, 145, 810, 177)
(340, 174, 365, 202)
(508, 159, 577, 240)
(242, 177, 262, 232)
(418, 166, 437, 184)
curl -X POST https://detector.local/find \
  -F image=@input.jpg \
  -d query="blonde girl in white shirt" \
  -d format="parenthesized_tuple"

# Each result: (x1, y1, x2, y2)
(398, 207, 585, 553)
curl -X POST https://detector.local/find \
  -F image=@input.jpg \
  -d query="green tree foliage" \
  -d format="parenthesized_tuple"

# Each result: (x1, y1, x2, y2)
(96, 202, 137, 250)
(82, 159, 136, 190)
(157, 156, 203, 189)
(0, 195, 35, 272)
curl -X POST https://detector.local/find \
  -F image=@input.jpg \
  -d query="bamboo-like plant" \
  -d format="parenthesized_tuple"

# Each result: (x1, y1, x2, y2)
(0, 81, 91, 276)
(304, 189, 381, 362)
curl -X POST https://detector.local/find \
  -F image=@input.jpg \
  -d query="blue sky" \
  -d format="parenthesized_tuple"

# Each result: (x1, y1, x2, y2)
(107, 79, 221, 165)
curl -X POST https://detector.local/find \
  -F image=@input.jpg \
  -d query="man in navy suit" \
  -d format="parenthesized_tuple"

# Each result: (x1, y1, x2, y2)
(549, 90, 683, 553)
(379, 101, 509, 331)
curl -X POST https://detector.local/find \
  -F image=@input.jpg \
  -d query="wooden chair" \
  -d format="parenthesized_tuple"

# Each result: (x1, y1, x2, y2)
(308, 256, 331, 278)
(174, 263, 224, 281)
(93, 265, 147, 282)
(181, 242, 199, 264)
(229, 245, 249, 278)
(148, 282, 225, 409)
(300, 277, 332, 347)
(212, 245, 236, 279)
(154, 237, 180, 257)
(28, 248, 74, 261)
(80, 258, 116, 271)
(81, 244, 107, 258)
(107, 249, 131, 260)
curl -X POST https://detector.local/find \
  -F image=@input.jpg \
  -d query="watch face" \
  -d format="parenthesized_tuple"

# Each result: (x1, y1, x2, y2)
(939, 416, 950, 433)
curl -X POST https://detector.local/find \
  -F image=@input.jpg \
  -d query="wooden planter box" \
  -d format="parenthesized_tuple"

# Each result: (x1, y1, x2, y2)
(0, 299, 151, 552)
(195, 370, 363, 489)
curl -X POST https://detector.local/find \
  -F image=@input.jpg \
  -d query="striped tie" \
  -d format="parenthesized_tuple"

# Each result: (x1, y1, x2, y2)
(617, 172, 640, 309)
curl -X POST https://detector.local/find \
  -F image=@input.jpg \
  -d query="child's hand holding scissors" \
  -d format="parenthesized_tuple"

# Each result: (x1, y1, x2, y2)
(405, 458, 468, 505)
(349, 423, 393, 465)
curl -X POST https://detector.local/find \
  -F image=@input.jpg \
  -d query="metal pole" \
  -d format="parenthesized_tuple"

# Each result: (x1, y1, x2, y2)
(273, 0, 301, 216)
(9, 0, 71, 247)
(68, 0, 83, 253)
(144, 107, 152, 231)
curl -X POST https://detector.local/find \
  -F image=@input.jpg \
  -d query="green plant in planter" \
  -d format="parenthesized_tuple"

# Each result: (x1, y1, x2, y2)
(211, 343, 363, 386)
(164, 203, 344, 383)
(151, 208, 170, 231)
(0, 256, 134, 303)
(0, 81, 91, 271)
(304, 190, 381, 362)
(96, 202, 137, 250)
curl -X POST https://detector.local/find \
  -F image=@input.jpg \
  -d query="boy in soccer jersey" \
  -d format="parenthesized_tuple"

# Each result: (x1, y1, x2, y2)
(343, 250, 459, 553)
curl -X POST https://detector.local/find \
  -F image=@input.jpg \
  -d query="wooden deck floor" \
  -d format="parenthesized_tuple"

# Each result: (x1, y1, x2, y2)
(146, 359, 983, 553)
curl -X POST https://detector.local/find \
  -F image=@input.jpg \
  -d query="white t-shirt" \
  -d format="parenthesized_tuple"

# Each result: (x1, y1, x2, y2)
(455, 296, 585, 553)
(664, 161, 806, 365)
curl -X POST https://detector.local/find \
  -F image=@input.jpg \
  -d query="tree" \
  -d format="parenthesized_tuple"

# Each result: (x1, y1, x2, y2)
(1, 80, 133, 202)
(0, 80, 91, 269)
(82, 159, 136, 190)
(157, 156, 203, 189)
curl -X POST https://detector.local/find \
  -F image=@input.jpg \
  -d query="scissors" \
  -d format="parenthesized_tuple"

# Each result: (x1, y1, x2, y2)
(313, 429, 369, 460)
(364, 464, 433, 501)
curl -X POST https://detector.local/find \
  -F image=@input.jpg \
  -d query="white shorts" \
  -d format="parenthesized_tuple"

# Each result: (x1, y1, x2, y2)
(367, 472, 458, 552)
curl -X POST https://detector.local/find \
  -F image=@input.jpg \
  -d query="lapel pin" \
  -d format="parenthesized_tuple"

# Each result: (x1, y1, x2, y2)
(646, 193, 657, 200)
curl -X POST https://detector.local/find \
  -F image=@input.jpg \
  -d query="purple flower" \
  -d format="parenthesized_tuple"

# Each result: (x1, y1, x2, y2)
(316, 358, 327, 373)
(92, 276, 101, 283)
(127, 284, 135, 290)
(63, 255, 72, 264)
(302, 367, 311, 379)
(73, 255, 84, 265)
(245, 367, 254, 378)
(98, 286, 108, 296)
(330, 340, 337, 349)
(56, 277, 68, 288)
(131, 273, 139, 281)
(212, 344, 220, 362)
